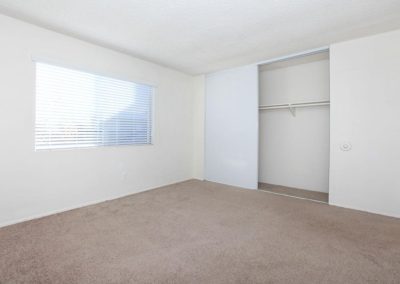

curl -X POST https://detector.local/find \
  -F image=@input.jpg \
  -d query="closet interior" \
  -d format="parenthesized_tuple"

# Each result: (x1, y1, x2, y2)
(258, 51, 330, 202)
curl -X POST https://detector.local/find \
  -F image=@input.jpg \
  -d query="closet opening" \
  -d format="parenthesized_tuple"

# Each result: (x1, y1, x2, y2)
(258, 50, 330, 203)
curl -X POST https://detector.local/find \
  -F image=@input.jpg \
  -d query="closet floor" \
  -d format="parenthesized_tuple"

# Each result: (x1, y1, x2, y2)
(258, 183, 329, 203)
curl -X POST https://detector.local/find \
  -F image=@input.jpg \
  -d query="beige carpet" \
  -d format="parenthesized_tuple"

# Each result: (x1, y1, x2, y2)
(1, 180, 400, 283)
(258, 182, 329, 203)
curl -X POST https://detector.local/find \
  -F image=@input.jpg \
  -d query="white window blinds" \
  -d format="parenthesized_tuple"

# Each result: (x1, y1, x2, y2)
(35, 62, 153, 150)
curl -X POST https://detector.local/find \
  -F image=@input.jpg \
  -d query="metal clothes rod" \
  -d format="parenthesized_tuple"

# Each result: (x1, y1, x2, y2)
(259, 100, 330, 116)
(259, 100, 330, 110)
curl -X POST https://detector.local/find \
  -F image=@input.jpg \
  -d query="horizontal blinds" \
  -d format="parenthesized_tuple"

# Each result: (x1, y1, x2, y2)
(35, 62, 153, 150)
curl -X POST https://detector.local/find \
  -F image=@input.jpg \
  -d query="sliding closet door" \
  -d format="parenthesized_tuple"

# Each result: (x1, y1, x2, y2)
(205, 65, 258, 189)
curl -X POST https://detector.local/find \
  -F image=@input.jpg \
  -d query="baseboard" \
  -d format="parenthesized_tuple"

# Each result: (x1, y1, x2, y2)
(0, 178, 194, 229)
(204, 179, 258, 190)
(329, 201, 400, 219)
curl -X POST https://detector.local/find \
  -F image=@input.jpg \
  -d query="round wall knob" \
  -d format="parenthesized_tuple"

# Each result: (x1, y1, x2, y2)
(340, 142, 352, 151)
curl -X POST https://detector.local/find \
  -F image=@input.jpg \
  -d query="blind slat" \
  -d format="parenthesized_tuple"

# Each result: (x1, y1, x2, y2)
(35, 62, 153, 150)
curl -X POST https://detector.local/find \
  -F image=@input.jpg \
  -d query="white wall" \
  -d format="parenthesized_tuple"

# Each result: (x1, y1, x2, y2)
(192, 75, 205, 180)
(259, 54, 330, 192)
(330, 29, 400, 218)
(0, 14, 196, 227)
(205, 65, 258, 189)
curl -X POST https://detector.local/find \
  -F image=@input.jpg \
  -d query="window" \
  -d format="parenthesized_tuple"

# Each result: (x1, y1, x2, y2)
(35, 62, 153, 150)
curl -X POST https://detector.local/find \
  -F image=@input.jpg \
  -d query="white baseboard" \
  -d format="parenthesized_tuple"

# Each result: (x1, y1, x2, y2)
(329, 201, 400, 219)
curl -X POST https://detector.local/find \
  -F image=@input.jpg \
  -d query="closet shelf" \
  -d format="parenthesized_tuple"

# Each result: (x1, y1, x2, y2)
(259, 100, 330, 116)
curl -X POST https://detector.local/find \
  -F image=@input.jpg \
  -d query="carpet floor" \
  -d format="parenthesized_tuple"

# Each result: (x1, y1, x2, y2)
(0, 180, 400, 283)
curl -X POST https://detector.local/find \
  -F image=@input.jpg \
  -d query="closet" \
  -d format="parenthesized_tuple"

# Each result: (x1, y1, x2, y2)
(258, 51, 330, 202)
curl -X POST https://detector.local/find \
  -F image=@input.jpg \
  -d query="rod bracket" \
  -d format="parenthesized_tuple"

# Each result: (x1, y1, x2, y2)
(289, 104, 296, 117)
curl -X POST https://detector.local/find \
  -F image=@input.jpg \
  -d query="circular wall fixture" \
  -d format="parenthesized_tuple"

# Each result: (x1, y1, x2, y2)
(340, 142, 352, 151)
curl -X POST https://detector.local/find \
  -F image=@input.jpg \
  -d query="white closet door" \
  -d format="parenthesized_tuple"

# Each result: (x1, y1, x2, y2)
(205, 65, 258, 189)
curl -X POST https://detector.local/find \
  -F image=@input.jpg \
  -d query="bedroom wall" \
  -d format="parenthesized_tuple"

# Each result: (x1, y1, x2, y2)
(192, 75, 205, 180)
(259, 54, 330, 192)
(0, 14, 196, 227)
(329, 29, 400, 217)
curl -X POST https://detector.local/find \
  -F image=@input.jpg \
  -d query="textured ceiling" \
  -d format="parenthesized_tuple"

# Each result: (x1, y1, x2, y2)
(1, 0, 400, 74)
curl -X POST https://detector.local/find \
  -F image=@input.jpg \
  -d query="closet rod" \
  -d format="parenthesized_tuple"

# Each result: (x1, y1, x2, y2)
(259, 100, 330, 110)
(259, 100, 330, 116)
